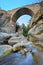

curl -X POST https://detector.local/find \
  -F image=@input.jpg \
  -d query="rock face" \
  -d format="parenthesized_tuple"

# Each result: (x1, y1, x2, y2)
(0, 45, 12, 57)
(28, 10, 43, 42)
(0, 32, 11, 43)
(0, 32, 16, 43)
(28, 23, 43, 41)
(0, 11, 15, 33)
(0, 13, 9, 27)
(1, 22, 16, 33)
(8, 35, 24, 45)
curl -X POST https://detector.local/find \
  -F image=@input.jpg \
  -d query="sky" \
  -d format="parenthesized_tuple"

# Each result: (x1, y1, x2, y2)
(0, 0, 39, 26)
(0, 0, 39, 10)
(16, 15, 31, 26)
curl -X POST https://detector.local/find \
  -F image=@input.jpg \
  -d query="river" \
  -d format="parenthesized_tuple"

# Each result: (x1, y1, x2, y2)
(0, 47, 38, 65)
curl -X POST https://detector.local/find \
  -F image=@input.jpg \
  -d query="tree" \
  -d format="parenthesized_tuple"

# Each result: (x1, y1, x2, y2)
(22, 23, 30, 37)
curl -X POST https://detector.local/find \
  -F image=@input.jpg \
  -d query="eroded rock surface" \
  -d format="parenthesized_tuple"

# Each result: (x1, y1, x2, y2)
(8, 35, 24, 45)
(28, 10, 43, 42)
(0, 32, 16, 43)
(28, 9, 43, 49)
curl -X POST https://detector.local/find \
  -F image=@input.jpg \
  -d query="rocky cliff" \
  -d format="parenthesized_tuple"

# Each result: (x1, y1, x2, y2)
(28, 10, 43, 46)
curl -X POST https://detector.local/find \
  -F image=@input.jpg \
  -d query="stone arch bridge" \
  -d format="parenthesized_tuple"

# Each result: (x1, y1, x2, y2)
(0, 2, 40, 33)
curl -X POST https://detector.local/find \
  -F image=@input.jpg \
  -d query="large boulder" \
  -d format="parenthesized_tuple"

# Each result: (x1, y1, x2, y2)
(28, 23, 43, 35)
(28, 23, 43, 41)
(13, 41, 32, 52)
(0, 32, 11, 43)
(28, 9, 43, 42)
(0, 45, 12, 57)
(0, 32, 16, 43)
(8, 35, 25, 45)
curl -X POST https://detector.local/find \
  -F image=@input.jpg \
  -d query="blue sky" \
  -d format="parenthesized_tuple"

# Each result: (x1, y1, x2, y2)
(0, 0, 39, 10)
(0, 0, 39, 26)
(16, 15, 31, 26)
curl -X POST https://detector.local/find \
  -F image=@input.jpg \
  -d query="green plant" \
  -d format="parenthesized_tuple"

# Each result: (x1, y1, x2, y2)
(22, 24, 30, 37)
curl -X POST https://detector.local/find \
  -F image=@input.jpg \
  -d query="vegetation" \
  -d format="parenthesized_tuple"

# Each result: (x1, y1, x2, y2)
(22, 23, 30, 37)
(2, 50, 12, 57)
(16, 22, 30, 37)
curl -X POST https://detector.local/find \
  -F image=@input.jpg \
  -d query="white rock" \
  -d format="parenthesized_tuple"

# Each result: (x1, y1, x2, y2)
(8, 35, 24, 45)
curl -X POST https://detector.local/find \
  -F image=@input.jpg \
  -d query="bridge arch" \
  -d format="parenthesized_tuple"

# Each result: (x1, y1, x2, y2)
(12, 7, 34, 22)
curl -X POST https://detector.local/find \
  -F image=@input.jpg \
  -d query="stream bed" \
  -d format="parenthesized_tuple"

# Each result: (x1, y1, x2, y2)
(0, 47, 38, 65)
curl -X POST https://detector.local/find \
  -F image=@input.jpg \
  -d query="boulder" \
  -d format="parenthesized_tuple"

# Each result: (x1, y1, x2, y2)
(0, 32, 17, 43)
(0, 32, 11, 43)
(8, 35, 25, 45)
(0, 45, 12, 57)
(13, 41, 32, 52)
(28, 20, 43, 42)
(28, 23, 43, 35)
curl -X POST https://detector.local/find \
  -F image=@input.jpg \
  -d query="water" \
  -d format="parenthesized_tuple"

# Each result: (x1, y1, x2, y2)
(0, 47, 38, 65)
(0, 52, 35, 65)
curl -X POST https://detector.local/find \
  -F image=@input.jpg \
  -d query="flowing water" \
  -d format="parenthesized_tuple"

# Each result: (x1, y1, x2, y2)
(0, 47, 38, 65)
